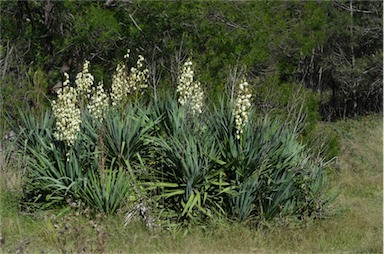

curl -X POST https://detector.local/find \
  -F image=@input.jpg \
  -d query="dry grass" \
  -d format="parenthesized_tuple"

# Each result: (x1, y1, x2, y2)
(0, 115, 382, 253)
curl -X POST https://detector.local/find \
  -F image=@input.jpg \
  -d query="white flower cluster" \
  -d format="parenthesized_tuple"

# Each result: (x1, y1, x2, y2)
(111, 61, 129, 106)
(110, 50, 149, 106)
(233, 78, 252, 140)
(128, 55, 149, 93)
(177, 59, 204, 115)
(75, 60, 94, 103)
(51, 73, 81, 146)
(87, 81, 109, 122)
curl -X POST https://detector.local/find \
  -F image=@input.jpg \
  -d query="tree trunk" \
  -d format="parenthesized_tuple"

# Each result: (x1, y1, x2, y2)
(349, 0, 358, 117)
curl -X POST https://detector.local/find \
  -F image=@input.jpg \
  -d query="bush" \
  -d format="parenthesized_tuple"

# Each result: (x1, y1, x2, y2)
(17, 111, 84, 209)
(146, 100, 228, 224)
(13, 57, 336, 231)
(254, 77, 340, 160)
(207, 98, 334, 223)
(16, 106, 154, 214)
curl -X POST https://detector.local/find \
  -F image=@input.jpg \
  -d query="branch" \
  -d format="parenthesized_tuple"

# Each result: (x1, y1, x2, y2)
(1, 43, 14, 81)
(129, 13, 142, 32)
(214, 14, 247, 31)
(332, 0, 376, 14)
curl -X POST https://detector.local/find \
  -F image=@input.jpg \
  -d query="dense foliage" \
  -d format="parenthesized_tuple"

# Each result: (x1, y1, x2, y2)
(11, 55, 336, 231)
(0, 0, 382, 125)
(0, 0, 380, 231)
(16, 97, 335, 227)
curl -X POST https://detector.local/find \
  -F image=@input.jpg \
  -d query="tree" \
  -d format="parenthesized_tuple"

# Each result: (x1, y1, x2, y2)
(293, 0, 382, 119)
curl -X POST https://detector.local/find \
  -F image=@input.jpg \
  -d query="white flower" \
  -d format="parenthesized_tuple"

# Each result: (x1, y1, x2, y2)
(177, 59, 204, 116)
(111, 63, 129, 107)
(88, 81, 109, 122)
(124, 49, 130, 59)
(75, 60, 94, 103)
(51, 73, 81, 146)
(110, 50, 149, 107)
(233, 77, 252, 140)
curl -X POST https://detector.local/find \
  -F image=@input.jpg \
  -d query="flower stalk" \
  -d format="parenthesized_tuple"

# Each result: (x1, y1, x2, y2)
(177, 58, 204, 116)
(51, 73, 82, 146)
(233, 77, 252, 140)
(75, 60, 94, 107)
(111, 50, 149, 106)
(88, 81, 109, 122)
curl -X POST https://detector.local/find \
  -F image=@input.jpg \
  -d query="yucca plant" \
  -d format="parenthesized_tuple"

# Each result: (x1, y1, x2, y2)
(77, 107, 154, 215)
(147, 92, 176, 133)
(16, 110, 136, 213)
(17, 110, 56, 156)
(15, 91, 335, 224)
(229, 178, 259, 222)
(147, 102, 229, 224)
(149, 94, 202, 136)
(101, 103, 157, 169)
(81, 167, 133, 214)
(208, 98, 334, 222)
(292, 154, 337, 218)
(17, 111, 86, 209)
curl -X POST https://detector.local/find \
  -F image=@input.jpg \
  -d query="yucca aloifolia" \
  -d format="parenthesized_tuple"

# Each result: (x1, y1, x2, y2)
(177, 58, 204, 116)
(110, 49, 149, 107)
(20, 51, 335, 225)
(147, 102, 229, 223)
(208, 97, 334, 222)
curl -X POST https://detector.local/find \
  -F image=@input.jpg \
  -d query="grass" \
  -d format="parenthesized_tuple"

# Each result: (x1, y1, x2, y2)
(0, 114, 382, 253)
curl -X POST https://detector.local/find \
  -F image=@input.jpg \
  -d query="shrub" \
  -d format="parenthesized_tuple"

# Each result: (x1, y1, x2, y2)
(17, 111, 84, 209)
(14, 56, 336, 231)
(143, 95, 335, 226)
(16, 108, 152, 213)
(81, 167, 133, 214)
(146, 101, 229, 224)
(254, 79, 321, 133)
(207, 98, 334, 223)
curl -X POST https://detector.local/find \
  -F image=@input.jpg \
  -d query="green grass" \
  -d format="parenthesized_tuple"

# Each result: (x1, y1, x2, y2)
(1, 115, 382, 253)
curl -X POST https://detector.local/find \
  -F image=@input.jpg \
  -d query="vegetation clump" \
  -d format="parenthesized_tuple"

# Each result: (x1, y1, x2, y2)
(14, 55, 335, 232)
(0, 2, 381, 251)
